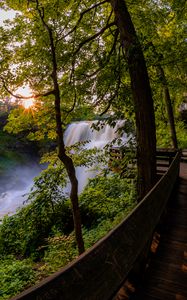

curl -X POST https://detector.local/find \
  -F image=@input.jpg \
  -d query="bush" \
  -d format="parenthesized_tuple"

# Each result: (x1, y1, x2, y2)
(0, 256, 35, 300)
(79, 173, 136, 225)
(41, 234, 78, 275)
(0, 198, 73, 259)
(0, 168, 137, 300)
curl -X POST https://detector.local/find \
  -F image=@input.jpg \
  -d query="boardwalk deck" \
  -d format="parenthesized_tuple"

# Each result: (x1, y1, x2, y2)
(10, 152, 183, 300)
(129, 162, 187, 300)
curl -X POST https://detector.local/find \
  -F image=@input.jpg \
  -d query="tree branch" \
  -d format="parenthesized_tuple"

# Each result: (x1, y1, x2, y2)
(93, 83, 111, 108)
(99, 47, 122, 116)
(99, 94, 114, 116)
(99, 72, 121, 116)
(34, 90, 55, 98)
(74, 21, 116, 56)
(83, 28, 119, 78)
(62, 91, 77, 119)
(63, 0, 109, 38)
(0, 76, 55, 99)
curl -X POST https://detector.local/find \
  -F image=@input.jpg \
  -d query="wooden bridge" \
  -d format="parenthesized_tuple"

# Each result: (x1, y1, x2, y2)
(11, 150, 187, 300)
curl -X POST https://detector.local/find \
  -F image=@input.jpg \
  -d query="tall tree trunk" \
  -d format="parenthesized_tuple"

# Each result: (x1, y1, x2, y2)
(37, 4, 85, 254)
(54, 86, 85, 255)
(51, 46, 85, 256)
(110, 0, 157, 200)
(158, 67, 178, 149)
(150, 42, 178, 149)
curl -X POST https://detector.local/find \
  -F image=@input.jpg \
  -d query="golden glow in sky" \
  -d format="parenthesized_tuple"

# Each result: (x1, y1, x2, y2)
(22, 98, 35, 109)
(16, 86, 35, 109)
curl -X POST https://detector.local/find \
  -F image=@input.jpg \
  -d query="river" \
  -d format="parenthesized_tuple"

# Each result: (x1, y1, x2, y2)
(0, 120, 127, 218)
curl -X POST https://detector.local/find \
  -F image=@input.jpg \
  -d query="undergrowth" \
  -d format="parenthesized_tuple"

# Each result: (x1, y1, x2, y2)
(0, 172, 136, 299)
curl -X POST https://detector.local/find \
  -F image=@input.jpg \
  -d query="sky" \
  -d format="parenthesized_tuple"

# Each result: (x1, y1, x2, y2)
(0, 9, 17, 26)
(0, 9, 33, 104)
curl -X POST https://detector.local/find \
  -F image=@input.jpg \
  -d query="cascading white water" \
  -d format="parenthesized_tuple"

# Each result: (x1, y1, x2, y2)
(0, 162, 42, 219)
(64, 120, 126, 148)
(64, 120, 127, 193)
(0, 120, 127, 218)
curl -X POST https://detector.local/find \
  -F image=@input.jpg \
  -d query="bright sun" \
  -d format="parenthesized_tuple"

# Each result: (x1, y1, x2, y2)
(15, 85, 35, 109)
(23, 98, 35, 109)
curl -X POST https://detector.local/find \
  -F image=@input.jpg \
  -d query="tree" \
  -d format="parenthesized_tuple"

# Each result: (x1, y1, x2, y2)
(1, 0, 186, 204)
(1, 0, 158, 202)
(35, 2, 85, 254)
(109, 0, 157, 199)
(0, 0, 85, 254)
(150, 42, 178, 149)
(132, 0, 186, 148)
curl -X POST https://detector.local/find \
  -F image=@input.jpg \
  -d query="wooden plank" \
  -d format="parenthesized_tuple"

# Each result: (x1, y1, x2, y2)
(146, 273, 187, 291)
(143, 288, 186, 300)
(130, 161, 187, 300)
(10, 152, 181, 300)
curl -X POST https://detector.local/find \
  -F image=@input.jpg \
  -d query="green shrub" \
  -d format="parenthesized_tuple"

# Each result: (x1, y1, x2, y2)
(0, 199, 73, 259)
(156, 119, 187, 149)
(79, 173, 136, 224)
(0, 169, 137, 300)
(0, 257, 35, 300)
(41, 234, 78, 275)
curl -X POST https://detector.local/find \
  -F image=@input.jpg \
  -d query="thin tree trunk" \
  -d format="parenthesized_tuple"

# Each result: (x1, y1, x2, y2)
(52, 47, 85, 255)
(150, 42, 178, 149)
(54, 87, 85, 255)
(37, 4, 85, 254)
(110, 0, 157, 200)
(159, 68, 178, 149)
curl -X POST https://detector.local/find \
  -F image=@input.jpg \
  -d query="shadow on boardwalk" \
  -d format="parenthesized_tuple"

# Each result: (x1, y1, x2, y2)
(123, 162, 187, 300)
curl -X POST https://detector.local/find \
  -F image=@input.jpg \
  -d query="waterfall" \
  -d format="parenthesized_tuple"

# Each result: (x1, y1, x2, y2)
(64, 120, 126, 148)
(0, 162, 42, 219)
(0, 120, 127, 218)
(64, 120, 127, 193)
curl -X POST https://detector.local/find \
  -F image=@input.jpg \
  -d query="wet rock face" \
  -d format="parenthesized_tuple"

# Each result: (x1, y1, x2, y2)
(7, 139, 39, 158)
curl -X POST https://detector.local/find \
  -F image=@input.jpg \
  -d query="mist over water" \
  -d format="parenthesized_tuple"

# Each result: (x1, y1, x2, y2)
(0, 120, 128, 218)
(0, 162, 42, 218)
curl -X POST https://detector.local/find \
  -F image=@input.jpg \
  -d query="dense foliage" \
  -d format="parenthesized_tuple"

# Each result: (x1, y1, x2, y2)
(0, 0, 186, 298)
(0, 169, 136, 299)
(0, 257, 35, 300)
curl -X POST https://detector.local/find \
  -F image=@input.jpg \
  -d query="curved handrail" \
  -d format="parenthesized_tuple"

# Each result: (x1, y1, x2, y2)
(11, 151, 181, 300)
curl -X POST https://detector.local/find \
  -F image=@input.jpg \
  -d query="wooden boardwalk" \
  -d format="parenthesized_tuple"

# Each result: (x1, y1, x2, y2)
(128, 162, 187, 300)
(10, 152, 184, 300)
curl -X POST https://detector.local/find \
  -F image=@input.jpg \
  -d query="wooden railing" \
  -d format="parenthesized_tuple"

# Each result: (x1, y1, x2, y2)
(109, 147, 178, 175)
(11, 151, 181, 300)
